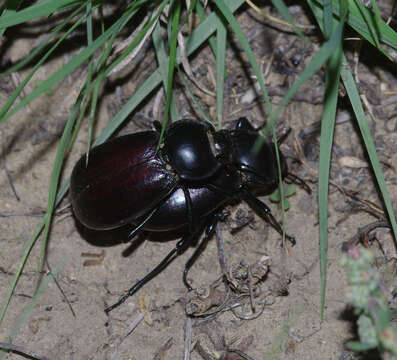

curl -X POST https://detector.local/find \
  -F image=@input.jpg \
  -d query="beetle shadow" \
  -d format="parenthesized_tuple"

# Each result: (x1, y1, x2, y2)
(74, 217, 194, 259)
(121, 228, 189, 258)
(74, 218, 137, 247)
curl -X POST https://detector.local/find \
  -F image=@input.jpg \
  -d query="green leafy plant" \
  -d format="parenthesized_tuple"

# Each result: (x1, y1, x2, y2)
(341, 246, 397, 358)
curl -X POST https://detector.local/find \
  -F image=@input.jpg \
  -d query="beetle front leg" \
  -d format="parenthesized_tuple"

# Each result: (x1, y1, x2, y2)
(181, 184, 199, 234)
(242, 189, 296, 246)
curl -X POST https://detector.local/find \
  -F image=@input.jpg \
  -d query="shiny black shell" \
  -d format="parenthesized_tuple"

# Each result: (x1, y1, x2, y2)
(70, 131, 176, 230)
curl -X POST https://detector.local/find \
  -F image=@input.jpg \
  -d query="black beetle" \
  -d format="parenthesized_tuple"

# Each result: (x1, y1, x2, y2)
(71, 118, 305, 313)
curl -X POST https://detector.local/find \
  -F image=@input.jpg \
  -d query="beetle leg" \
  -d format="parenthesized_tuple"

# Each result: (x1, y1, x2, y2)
(183, 211, 230, 291)
(242, 189, 296, 246)
(105, 236, 193, 313)
(127, 186, 178, 241)
(181, 184, 199, 234)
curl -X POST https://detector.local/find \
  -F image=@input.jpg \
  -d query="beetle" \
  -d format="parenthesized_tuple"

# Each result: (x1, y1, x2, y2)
(71, 117, 305, 313)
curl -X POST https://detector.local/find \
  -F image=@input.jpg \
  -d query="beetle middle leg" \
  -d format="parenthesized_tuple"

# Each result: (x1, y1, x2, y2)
(183, 211, 230, 291)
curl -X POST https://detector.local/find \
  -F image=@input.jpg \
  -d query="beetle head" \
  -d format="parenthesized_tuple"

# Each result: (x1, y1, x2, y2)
(231, 130, 288, 195)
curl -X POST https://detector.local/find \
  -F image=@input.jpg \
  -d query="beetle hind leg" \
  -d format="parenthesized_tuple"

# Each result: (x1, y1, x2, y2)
(105, 235, 194, 313)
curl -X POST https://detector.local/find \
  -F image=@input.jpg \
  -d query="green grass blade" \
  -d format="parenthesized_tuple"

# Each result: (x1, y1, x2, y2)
(270, 0, 306, 41)
(39, 97, 82, 271)
(323, 0, 333, 38)
(0, 9, 89, 121)
(9, 259, 65, 341)
(318, 35, 344, 322)
(0, 0, 21, 37)
(341, 66, 397, 246)
(93, 0, 245, 146)
(0, 0, 82, 28)
(0, 7, 134, 122)
(352, 0, 380, 48)
(160, 0, 180, 132)
(177, 67, 212, 123)
(262, 18, 346, 137)
(0, 4, 86, 77)
(215, 10, 227, 129)
(152, 20, 179, 123)
(311, 0, 397, 57)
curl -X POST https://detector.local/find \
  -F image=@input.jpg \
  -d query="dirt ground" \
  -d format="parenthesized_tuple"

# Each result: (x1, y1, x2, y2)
(1, 3, 397, 360)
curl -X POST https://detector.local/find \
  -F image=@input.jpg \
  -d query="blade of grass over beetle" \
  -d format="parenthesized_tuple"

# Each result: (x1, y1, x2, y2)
(213, 0, 292, 240)
(158, 0, 181, 146)
(177, 67, 212, 123)
(152, 21, 179, 123)
(215, 10, 227, 130)
(318, 4, 346, 319)
(93, 0, 245, 146)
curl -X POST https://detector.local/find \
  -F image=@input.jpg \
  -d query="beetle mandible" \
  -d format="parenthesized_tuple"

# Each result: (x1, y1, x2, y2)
(70, 117, 304, 313)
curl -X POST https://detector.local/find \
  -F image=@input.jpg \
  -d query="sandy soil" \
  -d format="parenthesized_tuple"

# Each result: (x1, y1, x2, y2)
(1, 3, 397, 360)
